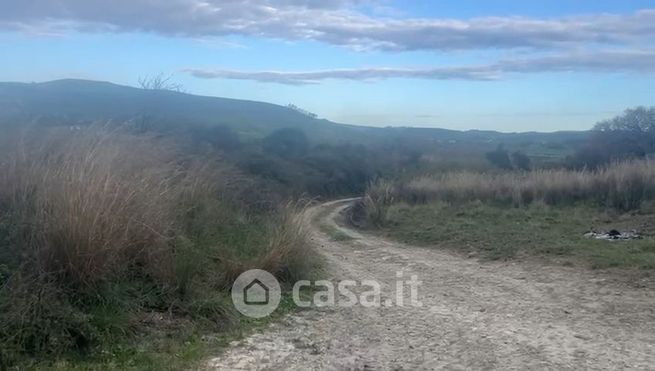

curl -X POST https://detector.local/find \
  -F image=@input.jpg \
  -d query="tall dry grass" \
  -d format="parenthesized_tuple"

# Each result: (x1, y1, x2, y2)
(0, 125, 313, 363)
(361, 179, 396, 227)
(0, 127, 180, 290)
(364, 160, 655, 218)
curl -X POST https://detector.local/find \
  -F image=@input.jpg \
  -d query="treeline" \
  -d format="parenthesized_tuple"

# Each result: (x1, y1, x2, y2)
(187, 126, 424, 198)
(570, 107, 655, 168)
(483, 107, 655, 171)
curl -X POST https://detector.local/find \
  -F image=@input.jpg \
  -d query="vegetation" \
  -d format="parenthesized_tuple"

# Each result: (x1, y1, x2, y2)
(485, 145, 513, 170)
(375, 201, 655, 268)
(485, 146, 532, 171)
(0, 80, 588, 198)
(0, 126, 315, 368)
(138, 73, 185, 92)
(319, 224, 355, 242)
(360, 160, 655, 269)
(386, 160, 655, 211)
(571, 106, 655, 168)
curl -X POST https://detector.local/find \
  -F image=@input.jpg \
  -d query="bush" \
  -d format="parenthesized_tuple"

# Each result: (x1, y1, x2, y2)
(365, 159, 655, 216)
(511, 151, 531, 171)
(485, 145, 512, 170)
(360, 179, 397, 227)
(0, 126, 313, 366)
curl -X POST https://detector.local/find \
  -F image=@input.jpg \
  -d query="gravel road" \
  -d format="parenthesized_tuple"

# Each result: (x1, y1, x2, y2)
(207, 199, 655, 370)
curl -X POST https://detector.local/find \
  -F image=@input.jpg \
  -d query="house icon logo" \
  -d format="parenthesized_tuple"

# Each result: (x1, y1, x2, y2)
(231, 269, 281, 318)
(244, 278, 269, 305)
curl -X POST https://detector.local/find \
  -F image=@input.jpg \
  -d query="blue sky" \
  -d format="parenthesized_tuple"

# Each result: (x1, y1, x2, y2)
(1, 1, 654, 132)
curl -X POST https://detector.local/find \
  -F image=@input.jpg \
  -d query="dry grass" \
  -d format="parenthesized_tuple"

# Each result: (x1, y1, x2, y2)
(0, 125, 313, 365)
(395, 160, 655, 211)
(256, 201, 315, 282)
(361, 160, 655, 270)
(0, 127, 179, 290)
(361, 179, 396, 227)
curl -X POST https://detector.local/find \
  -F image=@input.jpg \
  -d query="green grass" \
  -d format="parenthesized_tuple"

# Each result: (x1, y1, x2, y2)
(17, 291, 310, 370)
(312, 204, 355, 242)
(377, 201, 655, 269)
(319, 223, 355, 242)
(0, 208, 317, 370)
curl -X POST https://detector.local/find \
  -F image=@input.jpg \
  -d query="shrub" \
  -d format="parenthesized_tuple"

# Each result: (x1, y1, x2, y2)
(369, 159, 655, 214)
(361, 179, 397, 227)
(511, 151, 531, 171)
(485, 145, 513, 170)
(0, 125, 313, 365)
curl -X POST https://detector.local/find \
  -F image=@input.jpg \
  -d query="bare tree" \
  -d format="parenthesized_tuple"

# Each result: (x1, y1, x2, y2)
(138, 73, 185, 92)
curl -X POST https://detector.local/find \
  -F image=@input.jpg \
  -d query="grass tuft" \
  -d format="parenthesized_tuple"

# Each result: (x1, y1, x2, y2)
(0, 126, 316, 368)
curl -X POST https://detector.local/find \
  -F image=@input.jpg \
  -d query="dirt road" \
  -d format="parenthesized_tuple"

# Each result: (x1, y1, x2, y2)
(207, 199, 655, 370)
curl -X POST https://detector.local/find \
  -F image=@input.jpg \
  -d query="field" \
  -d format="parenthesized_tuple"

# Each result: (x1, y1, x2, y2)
(361, 160, 655, 270)
(378, 202, 655, 268)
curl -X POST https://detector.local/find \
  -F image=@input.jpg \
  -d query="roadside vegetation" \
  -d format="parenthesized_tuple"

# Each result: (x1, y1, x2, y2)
(404, 159, 655, 211)
(360, 159, 655, 269)
(0, 126, 316, 369)
(374, 201, 655, 268)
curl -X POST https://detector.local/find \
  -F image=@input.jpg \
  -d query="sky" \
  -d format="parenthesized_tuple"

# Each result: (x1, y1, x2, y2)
(1, 1, 655, 132)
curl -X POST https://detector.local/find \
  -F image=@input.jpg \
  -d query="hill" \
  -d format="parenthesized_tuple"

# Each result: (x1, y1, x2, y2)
(0, 79, 358, 143)
(0, 79, 588, 151)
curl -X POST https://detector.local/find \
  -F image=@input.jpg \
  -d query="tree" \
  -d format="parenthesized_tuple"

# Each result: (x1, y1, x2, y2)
(511, 151, 531, 171)
(572, 107, 655, 167)
(595, 106, 655, 156)
(485, 145, 513, 170)
(138, 73, 184, 92)
(595, 106, 655, 133)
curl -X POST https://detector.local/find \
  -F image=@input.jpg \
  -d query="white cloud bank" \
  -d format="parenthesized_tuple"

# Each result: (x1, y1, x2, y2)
(183, 49, 655, 84)
(4, 1, 655, 84)
(1, 1, 655, 52)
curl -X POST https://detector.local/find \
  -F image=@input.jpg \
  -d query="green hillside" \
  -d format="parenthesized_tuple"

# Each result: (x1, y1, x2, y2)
(0, 79, 588, 152)
(0, 79, 360, 143)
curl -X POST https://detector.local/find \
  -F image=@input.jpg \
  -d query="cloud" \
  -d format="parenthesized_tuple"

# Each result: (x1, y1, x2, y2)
(183, 49, 655, 84)
(183, 66, 501, 84)
(1, 1, 655, 52)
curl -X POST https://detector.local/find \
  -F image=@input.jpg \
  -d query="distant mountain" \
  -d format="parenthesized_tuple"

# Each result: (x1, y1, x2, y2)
(0, 79, 588, 155)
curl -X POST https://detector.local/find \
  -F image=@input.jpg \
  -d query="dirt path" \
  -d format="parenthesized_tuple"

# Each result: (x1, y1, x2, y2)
(206, 199, 655, 370)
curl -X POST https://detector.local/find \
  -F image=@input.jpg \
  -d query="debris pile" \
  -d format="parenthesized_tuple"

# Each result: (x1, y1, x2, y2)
(584, 229, 641, 241)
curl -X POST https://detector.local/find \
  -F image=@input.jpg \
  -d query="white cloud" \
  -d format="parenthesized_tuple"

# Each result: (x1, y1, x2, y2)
(1, 1, 655, 52)
(183, 66, 501, 84)
(183, 49, 655, 84)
